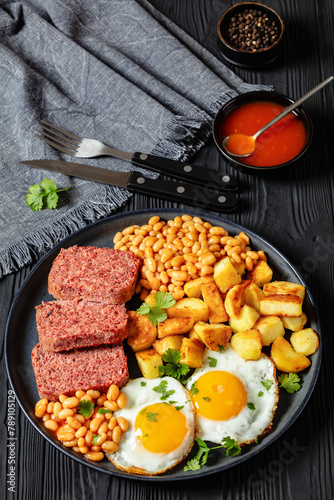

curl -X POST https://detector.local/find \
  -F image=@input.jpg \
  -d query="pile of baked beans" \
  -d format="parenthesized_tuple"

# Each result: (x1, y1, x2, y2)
(114, 214, 266, 301)
(34, 385, 127, 462)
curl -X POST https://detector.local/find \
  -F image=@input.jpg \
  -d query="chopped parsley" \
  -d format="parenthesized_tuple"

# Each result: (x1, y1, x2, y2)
(203, 397, 211, 402)
(278, 373, 301, 394)
(261, 379, 273, 391)
(77, 399, 94, 418)
(258, 391, 264, 397)
(137, 291, 175, 325)
(146, 412, 159, 422)
(208, 357, 217, 367)
(247, 402, 256, 411)
(158, 348, 190, 384)
(190, 381, 199, 396)
(184, 437, 241, 471)
(97, 408, 112, 414)
(141, 381, 147, 387)
(153, 380, 176, 401)
(92, 434, 100, 446)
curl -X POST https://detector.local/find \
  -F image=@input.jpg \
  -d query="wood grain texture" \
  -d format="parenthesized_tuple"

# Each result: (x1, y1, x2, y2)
(1, 1, 333, 499)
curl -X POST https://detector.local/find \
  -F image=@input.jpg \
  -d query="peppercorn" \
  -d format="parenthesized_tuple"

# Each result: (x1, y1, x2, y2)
(222, 8, 279, 52)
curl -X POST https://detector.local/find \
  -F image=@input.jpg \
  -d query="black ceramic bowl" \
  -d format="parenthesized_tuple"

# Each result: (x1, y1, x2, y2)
(217, 2, 285, 68)
(212, 91, 313, 172)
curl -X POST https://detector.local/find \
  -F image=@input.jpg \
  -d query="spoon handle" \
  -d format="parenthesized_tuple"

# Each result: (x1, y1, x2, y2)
(253, 75, 333, 140)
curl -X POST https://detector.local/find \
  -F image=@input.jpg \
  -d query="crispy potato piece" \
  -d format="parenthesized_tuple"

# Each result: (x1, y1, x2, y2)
(184, 277, 213, 298)
(263, 281, 305, 300)
(180, 337, 205, 368)
(229, 304, 260, 333)
(188, 326, 203, 342)
(167, 298, 209, 323)
(254, 315, 285, 346)
(260, 294, 303, 317)
(193, 321, 232, 351)
(201, 281, 229, 323)
(232, 260, 246, 277)
(243, 282, 265, 312)
(157, 317, 194, 338)
(271, 337, 311, 373)
(153, 335, 183, 355)
(247, 260, 273, 287)
(135, 348, 163, 379)
(213, 257, 242, 293)
(224, 281, 251, 319)
(290, 328, 319, 356)
(127, 311, 157, 352)
(281, 312, 308, 332)
(230, 329, 262, 360)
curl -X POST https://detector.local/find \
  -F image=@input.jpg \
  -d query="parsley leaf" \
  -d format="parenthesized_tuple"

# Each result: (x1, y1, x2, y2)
(137, 291, 175, 325)
(278, 373, 301, 394)
(26, 178, 70, 211)
(78, 399, 94, 418)
(261, 379, 273, 391)
(190, 381, 199, 396)
(247, 402, 256, 411)
(159, 349, 190, 384)
(203, 397, 211, 402)
(184, 436, 241, 472)
(208, 357, 217, 367)
(97, 408, 112, 414)
(92, 434, 99, 446)
(258, 391, 264, 397)
(153, 380, 175, 400)
(146, 412, 159, 422)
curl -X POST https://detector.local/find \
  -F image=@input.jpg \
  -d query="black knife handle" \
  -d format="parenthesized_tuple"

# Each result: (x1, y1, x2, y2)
(127, 172, 237, 212)
(131, 152, 237, 191)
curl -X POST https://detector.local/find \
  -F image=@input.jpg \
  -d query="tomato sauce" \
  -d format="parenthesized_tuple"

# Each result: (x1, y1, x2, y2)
(219, 101, 307, 167)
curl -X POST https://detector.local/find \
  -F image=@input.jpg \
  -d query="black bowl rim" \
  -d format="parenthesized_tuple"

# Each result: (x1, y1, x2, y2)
(217, 1, 285, 56)
(212, 90, 314, 171)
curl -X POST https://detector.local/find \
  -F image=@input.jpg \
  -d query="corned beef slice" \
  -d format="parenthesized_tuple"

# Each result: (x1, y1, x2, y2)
(36, 300, 128, 352)
(48, 246, 140, 303)
(31, 343, 129, 401)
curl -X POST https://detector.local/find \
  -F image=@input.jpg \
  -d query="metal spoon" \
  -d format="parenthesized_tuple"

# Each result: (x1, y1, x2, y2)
(222, 76, 333, 158)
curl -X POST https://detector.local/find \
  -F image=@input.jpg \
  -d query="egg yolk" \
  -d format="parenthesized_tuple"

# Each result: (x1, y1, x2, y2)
(191, 370, 247, 420)
(135, 403, 188, 454)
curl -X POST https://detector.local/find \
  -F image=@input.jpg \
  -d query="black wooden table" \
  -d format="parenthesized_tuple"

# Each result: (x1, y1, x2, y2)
(1, 1, 333, 498)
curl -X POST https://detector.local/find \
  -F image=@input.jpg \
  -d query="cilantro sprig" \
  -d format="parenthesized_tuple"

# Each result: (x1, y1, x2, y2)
(26, 178, 70, 211)
(158, 348, 190, 384)
(184, 437, 241, 471)
(77, 399, 94, 418)
(137, 291, 175, 325)
(278, 373, 301, 394)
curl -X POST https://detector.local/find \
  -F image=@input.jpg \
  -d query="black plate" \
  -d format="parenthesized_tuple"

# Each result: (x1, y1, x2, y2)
(5, 209, 322, 481)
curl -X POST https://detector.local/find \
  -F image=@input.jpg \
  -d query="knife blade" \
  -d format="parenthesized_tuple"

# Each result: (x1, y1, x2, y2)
(20, 159, 238, 212)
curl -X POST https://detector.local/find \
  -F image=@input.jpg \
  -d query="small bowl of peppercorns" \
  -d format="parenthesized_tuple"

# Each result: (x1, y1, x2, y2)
(217, 2, 285, 68)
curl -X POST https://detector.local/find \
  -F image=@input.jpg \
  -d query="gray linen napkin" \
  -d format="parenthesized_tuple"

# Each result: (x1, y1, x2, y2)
(0, 0, 266, 279)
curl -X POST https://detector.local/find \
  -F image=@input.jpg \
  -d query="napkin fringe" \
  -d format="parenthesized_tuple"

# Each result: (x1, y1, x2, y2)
(0, 186, 130, 278)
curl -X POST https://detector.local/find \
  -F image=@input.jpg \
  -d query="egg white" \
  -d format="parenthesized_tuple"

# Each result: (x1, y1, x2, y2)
(107, 377, 195, 475)
(186, 344, 278, 445)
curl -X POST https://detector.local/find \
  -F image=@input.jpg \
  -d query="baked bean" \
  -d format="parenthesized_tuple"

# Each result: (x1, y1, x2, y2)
(73, 414, 85, 424)
(84, 452, 104, 462)
(63, 439, 79, 448)
(58, 408, 74, 420)
(103, 400, 119, 412)
(57, 429, 75, 442)
(116, 392, 127, 409)
(47, 402, 54, 414)
(44, 419, 59, 432)
(102, 441, 118, 453)
(122, 225, 135, 235)
(85, 430, 94, 446)
(77, 437, 86, 447)
(35, 399, 48, 418)
(90, 418, 102, 433)
(108, 416, 117, 431)
(79, 445, 89, 454)
(67, 416, 82, 430)
(75, 426, 87, 438)
(63, 397, 79, 409)
(117, 417, 128, 432)
(95, 433, 108, 446)
(107, 384, 119, 401)
(112, 426, 122, 444)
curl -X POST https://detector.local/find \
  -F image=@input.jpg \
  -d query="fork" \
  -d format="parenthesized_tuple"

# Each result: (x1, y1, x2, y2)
(36, 120, 237, 190)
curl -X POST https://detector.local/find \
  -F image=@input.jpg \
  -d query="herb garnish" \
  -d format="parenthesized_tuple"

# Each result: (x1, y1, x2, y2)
(26, 178, 70, 211)
(158, 348, 190, 384)
(261, 379, 273, 391)
(247, 402, 256, 410)
(77, 399, 94, 418)
(153, 380, 175, 400)
(137, 291, 175, 325)
(184, 437, 241, 471)
(278, 373, 301, 394)
(208, 357, 217, 367)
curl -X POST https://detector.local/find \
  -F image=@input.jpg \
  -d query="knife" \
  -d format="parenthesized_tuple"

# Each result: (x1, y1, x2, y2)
(20, 159, 237, 212)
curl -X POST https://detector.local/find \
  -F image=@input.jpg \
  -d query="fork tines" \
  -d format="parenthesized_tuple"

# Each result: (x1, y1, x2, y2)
(36, 120, 81, 156)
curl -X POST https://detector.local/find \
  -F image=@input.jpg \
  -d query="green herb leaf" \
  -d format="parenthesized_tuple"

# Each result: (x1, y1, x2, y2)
(26, 177, 70, 211)
(78, 399, 94, 418)
(97, 408, 112, 414)
(160, 348, 190, 384)
(183, 458, 202, 471)
(141, 381, 147, 387)
(261, 379, 273, 391)
(208, 357, 217, 367)
(218, 344, 225, 352)
(146, 412, 159, 422)
(137, 292, 175, 325)
(175, 405, 184, 411)
(184, 436, 241, 472)
(153, 379, 175, 400)
(258, 391, 264, 397)
(247, 402, 256, 411)
(203, 397, 211, 402)
(190, 381, 199, 396)
(278, 373, 301, 394)
(221, 437, 242, 457)
(92, 434, 99, 446)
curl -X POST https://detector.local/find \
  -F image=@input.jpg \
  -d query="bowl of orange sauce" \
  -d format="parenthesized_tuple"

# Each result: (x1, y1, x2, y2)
(212, 91, 313, 172)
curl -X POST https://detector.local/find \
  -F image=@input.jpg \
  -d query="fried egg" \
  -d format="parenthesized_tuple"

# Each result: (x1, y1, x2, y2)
(107, 377, 195, 475)
(185, 344, 278, 445)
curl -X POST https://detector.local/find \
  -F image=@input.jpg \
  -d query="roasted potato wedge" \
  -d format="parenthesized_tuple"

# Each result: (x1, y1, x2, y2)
(193, 321, 232, 351)
(263, 281, 305, 300)
(127, 311, 157, 352)
(230, 329, 262, 360)
(260, 294, 303, 317)
(157, 317, 194, 338)
(213, 257, 242, 293)
(243, 282, 265, 312)
(167, 297, 209, 323)
(184, 277, 213, 298)
(254, 315, 285, 346)
(153, 334, 183, 355)
(229, 304, 260, 333)
(271, 337, 311, 373)
(224, 281, 251, 319)
(180, 337, 205, 368)
(247, 260, 273, 287)
(281, 312, 308, 332)
(201, 281, 229, 323)
(135, 348, 163, 379)
(290, 328, 319, 356)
